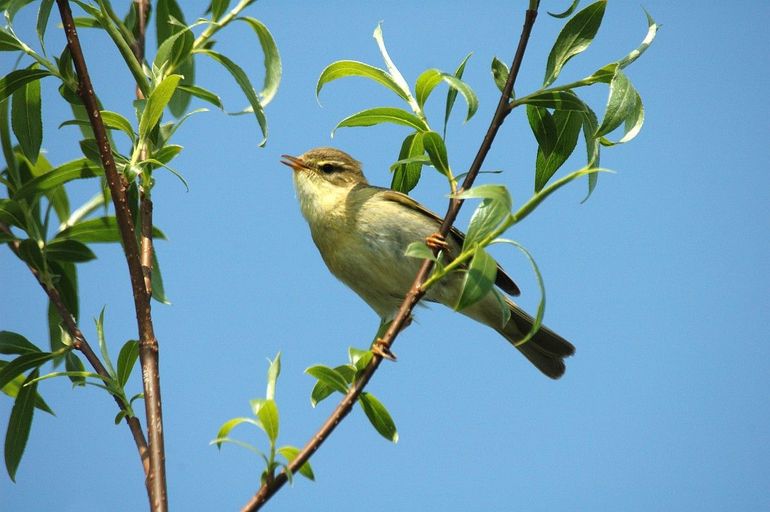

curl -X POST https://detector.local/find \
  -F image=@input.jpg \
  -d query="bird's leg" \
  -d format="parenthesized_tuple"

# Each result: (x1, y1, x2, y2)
(372, 338, 397, 361)
(425, 232, 449, 251)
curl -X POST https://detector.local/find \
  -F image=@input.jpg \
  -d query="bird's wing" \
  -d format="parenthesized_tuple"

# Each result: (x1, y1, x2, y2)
(378, 188, 521, 296)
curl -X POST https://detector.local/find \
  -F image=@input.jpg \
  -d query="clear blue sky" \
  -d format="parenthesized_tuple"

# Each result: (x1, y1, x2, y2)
(2, 1, 769, 510)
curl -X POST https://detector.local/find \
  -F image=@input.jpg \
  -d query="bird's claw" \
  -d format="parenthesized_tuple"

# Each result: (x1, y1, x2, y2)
(425, 232, 448, 251)
(372, 338, 397, 361)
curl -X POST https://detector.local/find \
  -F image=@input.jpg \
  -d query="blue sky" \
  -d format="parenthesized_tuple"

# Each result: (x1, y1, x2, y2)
(2, 1, 769, 511)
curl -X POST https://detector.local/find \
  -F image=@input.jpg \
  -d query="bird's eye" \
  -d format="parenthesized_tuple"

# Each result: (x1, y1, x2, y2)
(319, 163, 335, 173)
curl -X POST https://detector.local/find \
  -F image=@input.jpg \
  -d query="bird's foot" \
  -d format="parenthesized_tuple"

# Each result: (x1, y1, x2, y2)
(371, 338, 397, 361)
(425, 232, 448, 251)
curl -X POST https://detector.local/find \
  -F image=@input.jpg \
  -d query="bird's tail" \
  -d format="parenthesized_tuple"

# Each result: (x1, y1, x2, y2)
(495, 300, 575, 379)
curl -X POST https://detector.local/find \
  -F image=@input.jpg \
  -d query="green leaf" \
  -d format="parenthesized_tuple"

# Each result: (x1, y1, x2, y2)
(333, 107, 429, 135)
(516, 90, 587, 111)
(0, 27, 25, 52)
(404, 241, 437, 261)
(305, 365, 348, 394)
(56, 216, 166, 243)
(581, 106, 600, 200)
(5, 369, 39, 481)
(459, 185, 512, 249)
(439, 74, 478, 122)
(527, 105, 557, 157)
(316, 60, 409, 104)
(95, 307, 115, 379)
(390, 132, 424, 193)
(414, 68, 477, 123)
(17, 239, 45, 271)
(422, 131, 450, 177)
(154, 25, 194, 75)
(196, 49, 267, 146)
(534, 110, 583, 191)
(372, 23, 411, 101)
(414, 68, 443, 110)
(595, 70, 644, 144)
(257, 399, 279, 443)
(548, 0, 581, 18)
(155, 0, 185, 47)
(348, 347, 372, 372)
(358, 392, 398, 443)
(0, 199, 26, 229)
(139, 74, 182, 139)
(456, 248, 497, 311)
(64, 351, 85, 386)
(491, 57, 509, 95)
(177, 84, 223, 109)
(277, 446, 314, 481)
(116, 340, 139, 387)
(0, 331, 41, 356)
(309, 365, 354, 407)
(213, 417, 260, 448)
(544, 0, 607, 86)
(149, 250, 171, 304)
(11, 69, 42, 164)
(47, 261, 78, 324)
(45, 239, 96, 262)
(36, 0, 54, 51)
(0, 362, 54, 414)
(0, 351, 57, 391)
(237, 17, 281, 107)
(210, 0, 231, 21)
(13, 158, 104, 200)
(0, 69, 50, 103)
(617, 9, 660, 70)
(444, 52, 472, 134)
(265, 352, 281, 401)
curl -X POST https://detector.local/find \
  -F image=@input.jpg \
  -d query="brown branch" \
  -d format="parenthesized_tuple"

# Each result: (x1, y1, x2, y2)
(0, 223, 149, 476)
(55, 2, 168, 511)
(241, 7, 539, 511)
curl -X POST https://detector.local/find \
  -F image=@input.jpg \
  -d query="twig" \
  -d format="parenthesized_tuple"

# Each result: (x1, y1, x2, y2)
(55, 2, 168, 510)
(0, 223, 149, 476)
(241, 7, 539, 511)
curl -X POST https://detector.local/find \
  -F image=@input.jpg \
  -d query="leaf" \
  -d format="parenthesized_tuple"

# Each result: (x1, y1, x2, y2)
(210, 0, 231, 21)
(5, 369, 39, 481)
(47, 261, 78, 324)
(444, 52, 472, 134)
(544, 0, 607, 86)
(95, 307, 115, 379)
(0, 27, 25, 52)
(595, 70, 644, 144)
(64, 351, 85, 386)
(548, 0, 581, 18)
(348, 348, 373, 372)
(0, 331, 41, 356)
(422, 131, 450, 177)
(11, 69, 42, 163)
(20, 157, 102, 202)
(491, 57, 510, 94)
(404, 241, 437, 262)
(45, 239, 96, 262)
(36, 0, 54, 51)
(17, 239, 45, 271)
(527, 105, 557, 157)
(237, 17, 281, 107)
(455, 248, 497, 311)
(414, 68, 477, 123)
(0, 352, 57, 391)
(0, 362, 53, 414)
(534, 110, 583, 191)
(257, 399, 279, 443)
(617, 9, 660, 70)
(0, 69, 51, 102)
(439, 74, 478, 122)
(309, 365, 354, 407)
(372, 23, 411, 100)
(581, 106, 601, 200)
(414, 68, 443, 110)
(516, 90, 587, 111)
(265, 352, 281, 401)
(333, 107, 429, 135)
(316, 60, 409, 103)
(213, 417, 260, 448)
(154, 25, 193, 75)
(56, 217, 166, 243)
(277, 446, 314, 481)
(196, 49, 267, 146)
(150, 250, 170, 305)
(139, 74, 182, 139)
(0, 199, 26, 229)
(305, 365, 348, 394)
(390, 132, 424, 193)
(358, 392, 398, 443)
(116, 340, 139, 387)
(155, 0, 185, 47)
(459, 185, 512, 249)
(177, 84, 223, 109)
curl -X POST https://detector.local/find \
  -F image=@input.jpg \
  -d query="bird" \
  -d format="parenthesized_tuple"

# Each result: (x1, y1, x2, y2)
(281, 147, 575, 379)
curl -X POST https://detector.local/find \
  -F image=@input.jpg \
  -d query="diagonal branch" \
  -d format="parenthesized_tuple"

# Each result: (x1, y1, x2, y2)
(55, 2, 167, 510)
(241, 7, 539, 511)
(0, 222, 149, 477)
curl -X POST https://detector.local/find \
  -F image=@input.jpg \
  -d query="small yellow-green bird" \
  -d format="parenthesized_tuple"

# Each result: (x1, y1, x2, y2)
(282, 147, 574, 379)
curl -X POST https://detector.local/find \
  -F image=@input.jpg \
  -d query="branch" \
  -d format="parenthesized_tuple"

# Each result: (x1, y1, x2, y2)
(241, 7, 539, 511)
(55, 2, 168, 510)
(0, 223, 149, 477)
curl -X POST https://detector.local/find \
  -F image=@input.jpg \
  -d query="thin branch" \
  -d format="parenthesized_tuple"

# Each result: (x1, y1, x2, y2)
(241, 7, 539, 511)
(0, 223, 149, 476)
(55, 2, 168, 511)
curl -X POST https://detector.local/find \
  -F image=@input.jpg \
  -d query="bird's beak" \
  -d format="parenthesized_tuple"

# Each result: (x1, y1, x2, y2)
(280, 154, 308, 172)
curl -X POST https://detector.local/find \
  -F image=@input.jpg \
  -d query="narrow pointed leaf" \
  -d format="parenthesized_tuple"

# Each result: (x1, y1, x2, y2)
(390, 132, 424, 193)
(535, 110, 583, 191)
(257, 399, 279, 443)
(177, 84, 223, 109)
(277, 446, 314, 480)
(265, 352, 281, 401)
(151, 250, 171, 304)
(491, 57, 510, 95)
(0, 362, 53, 414)
(139, 74, 182, 139)
(548, 0, 581, 18)
(456, 248, 497, 311)
(422, 131, 450, 177)
(333, 107, 428, 135)
(0, 69, 51, 103)
(372, 23, 411, 99)
(517, 90, 587, 111)
(11, 72, 42, 163)
(45, 239, 96, 262)
(37, 0, 55, 51)
(527, 105, 557, 156)
(237, 17, 281, 106)
(317, 60, 409, 103)
(544, 0, 607, 86)
(5, 369, 39, 481)
(116, 340, 139, 387)
(56, 216, 166, 243)
(305, 365, 348, 394)
(0, 332, 41, 356)
(444, 52, 472, 133)
(359, 392, 398, 443)
(0, 352, 57, 391)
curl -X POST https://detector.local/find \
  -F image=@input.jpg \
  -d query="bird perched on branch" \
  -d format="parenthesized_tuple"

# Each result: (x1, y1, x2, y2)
(282, 147, 574, 378)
